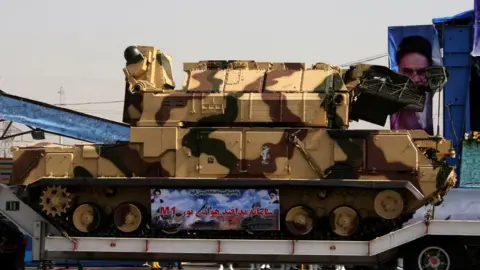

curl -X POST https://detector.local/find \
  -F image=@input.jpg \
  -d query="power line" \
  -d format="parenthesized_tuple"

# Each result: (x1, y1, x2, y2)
(52, 53, 389, 107)
(339, 53, 388, 67)
(53, 100, 123, 106)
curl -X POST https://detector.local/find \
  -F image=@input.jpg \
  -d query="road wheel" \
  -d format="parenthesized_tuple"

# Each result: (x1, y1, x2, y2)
(1, 250, 25, 270)
(403, 237, 466, 270)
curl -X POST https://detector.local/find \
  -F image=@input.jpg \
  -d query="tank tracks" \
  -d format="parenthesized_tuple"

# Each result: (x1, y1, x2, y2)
(20, 184, 416, 241)
(35, 205, 413, 241)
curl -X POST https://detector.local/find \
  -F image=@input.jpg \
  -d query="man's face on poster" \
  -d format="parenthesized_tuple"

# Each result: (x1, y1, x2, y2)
(398, 52, 429, 86)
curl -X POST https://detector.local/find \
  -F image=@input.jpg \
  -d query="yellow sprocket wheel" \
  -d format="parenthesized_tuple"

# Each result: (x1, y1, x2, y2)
(39, 185, 72, 217)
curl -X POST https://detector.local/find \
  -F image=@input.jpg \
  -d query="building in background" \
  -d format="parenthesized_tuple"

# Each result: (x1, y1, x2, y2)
(0, 157, 12, 184)
(0, 122, 38, 158)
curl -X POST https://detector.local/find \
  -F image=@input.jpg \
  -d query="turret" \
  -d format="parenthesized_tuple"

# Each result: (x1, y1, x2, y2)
(122, 46, 448, 128)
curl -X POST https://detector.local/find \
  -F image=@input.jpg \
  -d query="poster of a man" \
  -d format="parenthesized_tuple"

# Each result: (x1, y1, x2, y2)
(390, 35, 434, 134)
(388, 25, 442, 135)
(151, 188, 164, 204)
(268, 189, 279, 204)
(151, 188, 165, 221)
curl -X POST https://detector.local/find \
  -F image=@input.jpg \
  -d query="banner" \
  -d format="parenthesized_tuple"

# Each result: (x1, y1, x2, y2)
(388, 25, 442, 135)
(150, 188, 280, 231)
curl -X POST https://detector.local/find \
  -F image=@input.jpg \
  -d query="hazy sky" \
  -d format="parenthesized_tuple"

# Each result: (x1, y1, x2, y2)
(0, 0, 474, 145)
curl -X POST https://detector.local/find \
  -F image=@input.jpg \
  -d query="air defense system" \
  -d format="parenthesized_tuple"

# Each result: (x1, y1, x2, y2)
(8, 45, 456, 241)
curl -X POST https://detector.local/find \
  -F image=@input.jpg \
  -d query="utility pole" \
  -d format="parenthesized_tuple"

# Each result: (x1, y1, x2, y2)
(58, 86, 65, 144)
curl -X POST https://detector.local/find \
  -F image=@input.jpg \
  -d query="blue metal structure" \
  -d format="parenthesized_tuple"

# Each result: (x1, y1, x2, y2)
(433, 8, 479, 187)
(0, 90, 130, 144)
(432, 10, 474, 24)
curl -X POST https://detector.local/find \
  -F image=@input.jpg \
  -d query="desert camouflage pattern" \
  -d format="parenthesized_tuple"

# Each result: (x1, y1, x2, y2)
(9, 45, 456, 240)
(11, 130, 454, 199)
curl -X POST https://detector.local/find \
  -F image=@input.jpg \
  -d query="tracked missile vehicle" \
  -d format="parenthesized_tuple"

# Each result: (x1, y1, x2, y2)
(9, 45, 456, 241)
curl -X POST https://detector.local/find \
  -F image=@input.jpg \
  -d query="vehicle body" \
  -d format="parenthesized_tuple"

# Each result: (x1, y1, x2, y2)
(8, 46, 455, 244)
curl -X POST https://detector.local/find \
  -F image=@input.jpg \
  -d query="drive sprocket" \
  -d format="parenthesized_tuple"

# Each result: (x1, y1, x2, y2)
(39, 185, 72, 217)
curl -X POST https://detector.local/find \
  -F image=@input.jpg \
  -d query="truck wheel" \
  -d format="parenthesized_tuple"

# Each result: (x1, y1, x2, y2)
(403, 237, 466, 270)
(1, 250, 25, 270)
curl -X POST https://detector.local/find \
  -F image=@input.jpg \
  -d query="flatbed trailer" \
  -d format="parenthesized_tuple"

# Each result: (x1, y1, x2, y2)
(2, 184, 480, 270)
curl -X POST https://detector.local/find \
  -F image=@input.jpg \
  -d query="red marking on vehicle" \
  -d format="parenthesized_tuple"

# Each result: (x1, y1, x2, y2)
(73, 239, 77, 251)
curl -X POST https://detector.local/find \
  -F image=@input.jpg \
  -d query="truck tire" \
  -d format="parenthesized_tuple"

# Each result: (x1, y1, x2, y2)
(402, 237, 466, 270)
(1, 250, 25, 270)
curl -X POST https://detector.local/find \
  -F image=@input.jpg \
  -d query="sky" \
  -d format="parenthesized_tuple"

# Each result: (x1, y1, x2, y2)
(0, 0, 474, 146)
